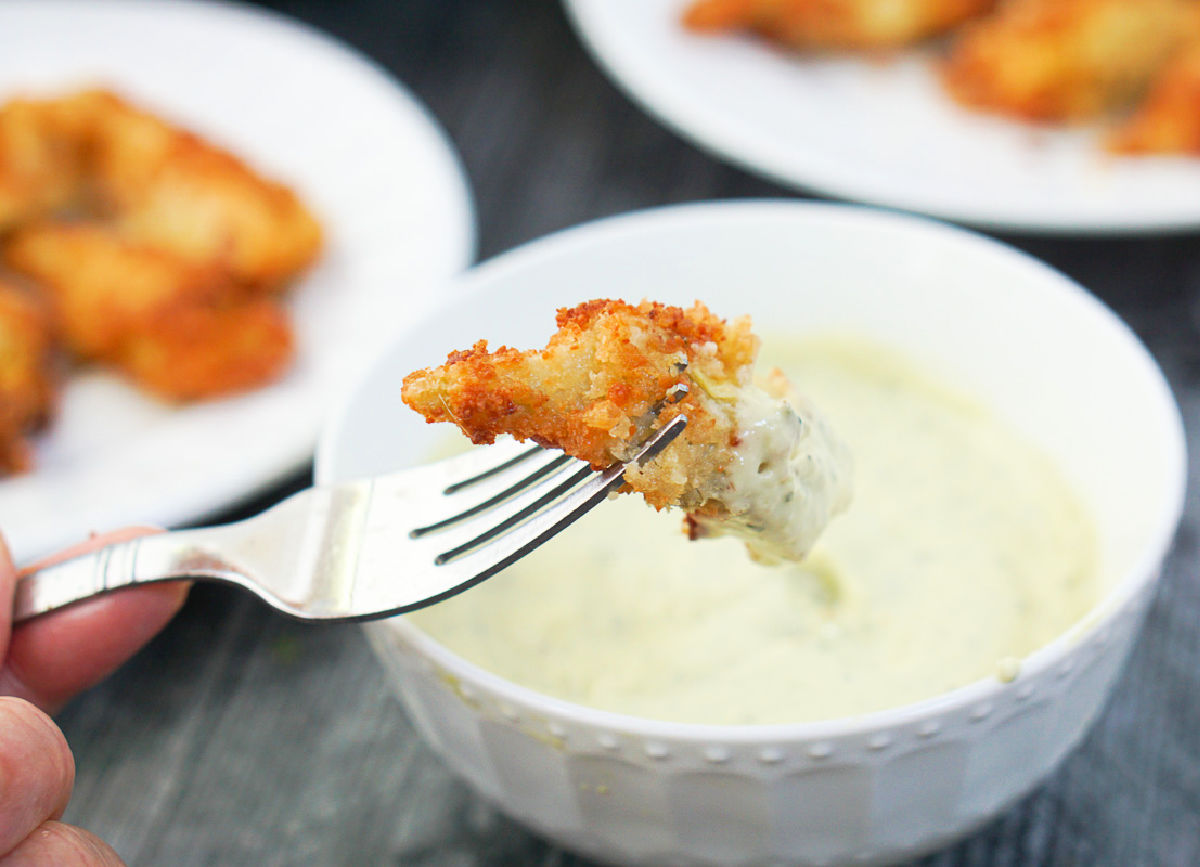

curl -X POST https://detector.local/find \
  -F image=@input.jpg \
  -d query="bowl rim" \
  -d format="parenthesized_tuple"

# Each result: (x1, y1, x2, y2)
(319, 199, 1188, 742)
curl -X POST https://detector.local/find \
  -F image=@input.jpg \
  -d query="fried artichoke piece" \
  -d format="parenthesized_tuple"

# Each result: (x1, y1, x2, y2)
(4, 223, 292, 401)
(1109, 35, 1200, 155)
(0, 96, 87, 234)
(402, 299, 852, 563)
(57, 89, 322, 292)
(682, 0, 995, 50)
(942, 0, 1195, 122)
(0, 279, 56, 474)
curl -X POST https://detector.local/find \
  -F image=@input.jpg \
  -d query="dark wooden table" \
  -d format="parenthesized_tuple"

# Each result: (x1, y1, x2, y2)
(57, 1, 1200, 864)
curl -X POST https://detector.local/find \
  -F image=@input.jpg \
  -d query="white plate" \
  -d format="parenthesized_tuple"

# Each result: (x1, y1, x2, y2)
(562, 0, 1200, 233)
(0, 0, 475, 562)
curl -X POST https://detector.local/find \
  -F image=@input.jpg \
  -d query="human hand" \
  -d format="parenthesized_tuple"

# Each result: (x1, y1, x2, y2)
(0, 529, 190, 865)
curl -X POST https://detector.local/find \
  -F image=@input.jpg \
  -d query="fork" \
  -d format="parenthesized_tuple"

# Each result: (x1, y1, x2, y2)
(13, 415, 687, 624)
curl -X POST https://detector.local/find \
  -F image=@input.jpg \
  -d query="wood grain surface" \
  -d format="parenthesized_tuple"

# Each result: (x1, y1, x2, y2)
(54, 0, 1200, 864)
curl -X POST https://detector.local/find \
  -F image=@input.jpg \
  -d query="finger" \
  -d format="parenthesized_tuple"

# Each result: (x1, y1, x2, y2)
(4, 527, 189, 713)
(0, 821, 125, 867)
(0, 698, 74, 857)
(0, 536, 14, 664)
(0, 580, 189, 713)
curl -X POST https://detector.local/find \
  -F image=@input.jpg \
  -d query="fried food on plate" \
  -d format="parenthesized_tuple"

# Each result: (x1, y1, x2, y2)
(1, 87, 321, 290)
(0, 97, 86, 233)
(60, 90, 322, 291)
(942, 0, 1195, 122)
(0, 279, 55, 473)
(4, 223, 292, 401)
(1109, 36, 1200, 155)
(402, 299, 852, 563)
(682, 0, 995, 50)
(0, 86, 321, 473)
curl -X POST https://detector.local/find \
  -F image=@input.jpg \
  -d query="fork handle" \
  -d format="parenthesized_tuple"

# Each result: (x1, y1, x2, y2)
(13, 528, 241, 624)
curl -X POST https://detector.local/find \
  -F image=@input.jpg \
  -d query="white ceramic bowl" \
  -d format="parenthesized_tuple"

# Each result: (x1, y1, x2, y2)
(316, 202, 1186, 867)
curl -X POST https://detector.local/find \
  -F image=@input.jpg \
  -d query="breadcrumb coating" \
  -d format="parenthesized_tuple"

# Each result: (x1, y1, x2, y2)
(68, 90, 322, 291)
(1109, 28, 1200, 155)
(682, 0, 995, 50)
(942, 0, 1195, 122)
(0, 89, 321, 290)
(4, 223, 292, 401)
(404, 299, 756, 510)
(0, 87, 320, 463)
(403, 299, 853, 562)
(0, 279, 55, 473)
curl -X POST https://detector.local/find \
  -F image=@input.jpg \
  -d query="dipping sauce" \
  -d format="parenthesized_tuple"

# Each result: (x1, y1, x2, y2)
(685, 363, 853, 564)
(407, 336, 1097, 724)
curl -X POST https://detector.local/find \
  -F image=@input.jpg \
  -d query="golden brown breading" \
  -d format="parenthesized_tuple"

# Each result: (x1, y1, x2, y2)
(0, 97, 86, 233)
(0, 279, 56, 473)
(115, 294, 294, 402)
(682, 0, 995, 50)
(4, 223, 292, 401)
(403, 299, 757, 510)
(5, 223, 221, 360)
(1109, 37, 1200, 154)
(402, 299, 854, 563)
(63, 90, 322, 291)
(0, 86, 320, 470)
(942, 0, 1195, 122)
(0, 88, 320, 290)
(0, 87, 320, 408)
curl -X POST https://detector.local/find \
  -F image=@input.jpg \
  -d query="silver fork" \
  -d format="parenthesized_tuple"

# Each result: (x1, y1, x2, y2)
(14, 415, 687, 624)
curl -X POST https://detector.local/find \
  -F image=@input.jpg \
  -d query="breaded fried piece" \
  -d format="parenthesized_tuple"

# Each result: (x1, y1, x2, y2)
(59, 90, 322, 291)
(115, 293, 294, 401)
(0, 280, 56, 473)
(0, 97, 86, 233)
(405, 299, 756, 501)
(1109, 38, 1200, 155)
(6, 222, 236, 359)
(682, 0, 995, 50)
(942, 0, 1195, 122)
(402, 299, 852, 563)
(4, 223, 292, 400)
(0, 87, 319, 458)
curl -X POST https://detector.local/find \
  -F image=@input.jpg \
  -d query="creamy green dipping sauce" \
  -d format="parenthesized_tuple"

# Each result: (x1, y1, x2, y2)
(407, 336, 1097, 725)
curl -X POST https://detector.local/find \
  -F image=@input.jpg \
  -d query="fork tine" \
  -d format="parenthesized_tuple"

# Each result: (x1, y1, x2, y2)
(433, 461, 597, 562)
(442, 444, 545, 494)
(424, 383, 693, 541)
(413, 452, 577, 537)
(435, 414, 688, 582)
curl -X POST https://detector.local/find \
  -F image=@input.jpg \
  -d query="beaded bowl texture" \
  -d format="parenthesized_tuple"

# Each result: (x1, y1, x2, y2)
(317, 201, 1186, 867)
